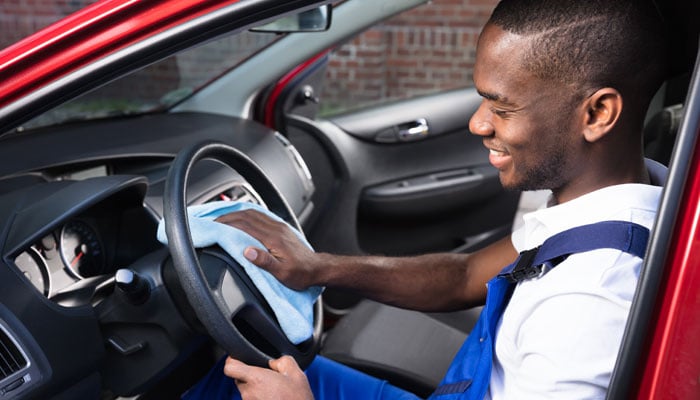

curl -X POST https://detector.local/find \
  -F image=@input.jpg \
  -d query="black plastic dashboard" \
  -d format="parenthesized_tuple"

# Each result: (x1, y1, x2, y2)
(0, 112, 315, 399)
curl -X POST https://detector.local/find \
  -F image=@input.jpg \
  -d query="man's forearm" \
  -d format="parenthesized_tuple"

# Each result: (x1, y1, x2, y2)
(315, 252, 484, 311)
(313, 236, 517, 312)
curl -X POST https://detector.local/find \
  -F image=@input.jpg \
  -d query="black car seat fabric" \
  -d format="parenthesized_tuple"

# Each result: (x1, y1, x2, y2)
(321, 300, 479, 397)
(644, 103, 684, 165)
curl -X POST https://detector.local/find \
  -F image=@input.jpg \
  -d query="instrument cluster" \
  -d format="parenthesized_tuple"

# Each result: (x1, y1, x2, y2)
(13, 217, 108, 298)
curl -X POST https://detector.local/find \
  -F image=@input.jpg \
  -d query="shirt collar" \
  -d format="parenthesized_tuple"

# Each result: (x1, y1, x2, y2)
(513, 159, 667, 251)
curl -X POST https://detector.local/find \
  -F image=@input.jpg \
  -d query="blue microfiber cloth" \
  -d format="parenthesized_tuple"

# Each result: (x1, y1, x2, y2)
(156, 201, 322, 345)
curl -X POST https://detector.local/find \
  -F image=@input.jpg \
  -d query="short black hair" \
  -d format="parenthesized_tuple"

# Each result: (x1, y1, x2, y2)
(488, 0, 668, 100)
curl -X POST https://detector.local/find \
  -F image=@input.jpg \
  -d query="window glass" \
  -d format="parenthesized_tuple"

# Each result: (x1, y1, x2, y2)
(319, 0, 498, 117)
(21, 32, 278, 130)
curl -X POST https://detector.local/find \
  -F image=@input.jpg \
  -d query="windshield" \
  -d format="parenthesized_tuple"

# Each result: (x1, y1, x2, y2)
(18, 31, 279, 131)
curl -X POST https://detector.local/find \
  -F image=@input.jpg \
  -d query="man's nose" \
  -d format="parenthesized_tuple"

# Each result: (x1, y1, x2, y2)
(469, 101, 494, 137)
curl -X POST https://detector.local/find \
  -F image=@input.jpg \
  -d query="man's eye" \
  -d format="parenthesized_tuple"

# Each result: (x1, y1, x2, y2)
(491, 108, 510, 117)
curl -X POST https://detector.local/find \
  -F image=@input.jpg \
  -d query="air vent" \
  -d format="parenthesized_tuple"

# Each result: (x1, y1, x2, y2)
(0, 326, 27, 381)
(210, 183, 264, 206)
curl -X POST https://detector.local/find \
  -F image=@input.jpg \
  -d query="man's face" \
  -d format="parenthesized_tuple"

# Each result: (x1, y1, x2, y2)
(469, 23, 583, 193)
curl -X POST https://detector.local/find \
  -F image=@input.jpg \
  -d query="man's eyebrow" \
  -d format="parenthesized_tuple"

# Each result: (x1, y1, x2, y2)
(477, 89, 516, 106)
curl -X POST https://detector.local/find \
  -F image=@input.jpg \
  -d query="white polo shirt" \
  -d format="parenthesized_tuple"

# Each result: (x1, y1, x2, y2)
(488, 160, 667, 399)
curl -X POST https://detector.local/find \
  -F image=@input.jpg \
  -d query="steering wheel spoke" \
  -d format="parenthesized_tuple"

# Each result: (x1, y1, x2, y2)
(216, 268, 246, 318)
(199, 256, 246, 320)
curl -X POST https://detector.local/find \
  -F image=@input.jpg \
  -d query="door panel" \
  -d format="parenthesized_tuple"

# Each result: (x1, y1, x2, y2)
(332, 89, 477, 143)
(331, 88, 519, 256)
(284, 87, 520, 257)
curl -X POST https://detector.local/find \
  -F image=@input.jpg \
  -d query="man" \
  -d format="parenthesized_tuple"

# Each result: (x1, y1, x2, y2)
(185, 0, 668, 398)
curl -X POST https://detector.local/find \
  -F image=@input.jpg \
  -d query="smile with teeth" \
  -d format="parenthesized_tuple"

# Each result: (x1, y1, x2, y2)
(487, 146, 511, 169)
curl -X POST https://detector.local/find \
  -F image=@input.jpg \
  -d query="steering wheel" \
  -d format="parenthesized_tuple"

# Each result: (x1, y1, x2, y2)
(163, 140, 321, 369)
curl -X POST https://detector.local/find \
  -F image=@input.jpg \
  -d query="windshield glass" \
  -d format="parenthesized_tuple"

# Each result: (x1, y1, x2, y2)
(18, 31, 279, 131)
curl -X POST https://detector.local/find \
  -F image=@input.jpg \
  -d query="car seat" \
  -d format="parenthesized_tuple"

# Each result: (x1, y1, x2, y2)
(321, 300, 478, 397)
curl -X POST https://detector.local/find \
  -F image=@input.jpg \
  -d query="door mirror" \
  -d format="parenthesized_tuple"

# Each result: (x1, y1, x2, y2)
(252, 5, 332, 33)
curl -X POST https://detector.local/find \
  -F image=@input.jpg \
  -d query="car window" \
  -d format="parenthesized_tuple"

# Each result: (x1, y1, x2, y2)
(319, 0, 498, 117)
(18, 32, 279, 131)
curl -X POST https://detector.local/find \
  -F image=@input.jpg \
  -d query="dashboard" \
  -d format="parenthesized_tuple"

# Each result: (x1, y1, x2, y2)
(0, 112, 315, 399)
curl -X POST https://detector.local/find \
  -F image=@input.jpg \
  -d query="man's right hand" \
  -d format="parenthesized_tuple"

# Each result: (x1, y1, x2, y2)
(215, 210, 323, 290)
(224, 356, 314, 400)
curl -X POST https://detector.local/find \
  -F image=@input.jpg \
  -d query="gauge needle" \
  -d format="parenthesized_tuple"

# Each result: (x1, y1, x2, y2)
(71, 251, 83, 267)
(71, 244, 87, 266)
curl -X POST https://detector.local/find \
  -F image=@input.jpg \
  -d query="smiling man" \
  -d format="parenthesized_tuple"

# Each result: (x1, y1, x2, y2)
(184, 0, 668, 399)
(470, 4, 661, 205)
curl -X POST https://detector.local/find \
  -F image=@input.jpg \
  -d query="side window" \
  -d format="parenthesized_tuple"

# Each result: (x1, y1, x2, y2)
(319, 0, 499, 117)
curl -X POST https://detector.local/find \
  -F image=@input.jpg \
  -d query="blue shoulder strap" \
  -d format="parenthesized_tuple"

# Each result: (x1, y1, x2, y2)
(430, 220, 650, 400)
(498, 220, 650, 283)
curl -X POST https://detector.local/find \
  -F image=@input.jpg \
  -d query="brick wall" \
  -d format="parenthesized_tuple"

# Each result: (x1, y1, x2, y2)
(322, 0, 499, 114)
(0, 0, 90, 46)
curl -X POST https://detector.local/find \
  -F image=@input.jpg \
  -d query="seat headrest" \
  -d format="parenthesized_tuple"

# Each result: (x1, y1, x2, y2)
(643, 103, 684, 165)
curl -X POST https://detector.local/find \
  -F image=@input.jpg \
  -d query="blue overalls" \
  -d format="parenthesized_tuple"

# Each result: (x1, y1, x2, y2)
(183, 220, 649, 400)
(429, 220, 650, 399)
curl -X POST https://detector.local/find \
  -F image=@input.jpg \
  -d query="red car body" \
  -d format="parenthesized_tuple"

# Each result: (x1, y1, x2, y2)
(0, 0, 698, 398)
(636, 94, 700, 397)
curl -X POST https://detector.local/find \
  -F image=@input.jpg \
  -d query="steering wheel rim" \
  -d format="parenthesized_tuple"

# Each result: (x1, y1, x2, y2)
(163, 140, 321, 369)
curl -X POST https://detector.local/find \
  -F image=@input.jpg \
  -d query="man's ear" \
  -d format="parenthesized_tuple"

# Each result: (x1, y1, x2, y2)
(582, 87, 623, 143)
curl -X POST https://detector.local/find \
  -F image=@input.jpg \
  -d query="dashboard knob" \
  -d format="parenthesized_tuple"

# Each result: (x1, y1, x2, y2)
(115, 268, 150, 305)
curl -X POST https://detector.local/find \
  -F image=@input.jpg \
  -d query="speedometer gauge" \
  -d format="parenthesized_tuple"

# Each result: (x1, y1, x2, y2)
(14, 247, 51, 296)
(60, 220, 105, 278)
